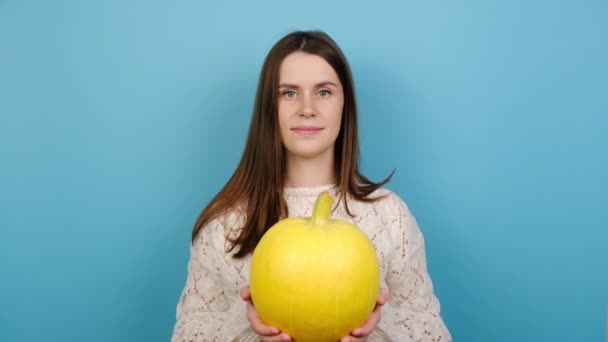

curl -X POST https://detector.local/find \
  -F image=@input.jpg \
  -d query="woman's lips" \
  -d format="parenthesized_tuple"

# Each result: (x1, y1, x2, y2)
(292, 126, 323, 135)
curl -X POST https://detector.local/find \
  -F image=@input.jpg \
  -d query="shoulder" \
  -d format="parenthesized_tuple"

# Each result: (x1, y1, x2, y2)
(195, 203, 247, 246)
(363, 187, 422, 239)
(364, 186, 413, 217)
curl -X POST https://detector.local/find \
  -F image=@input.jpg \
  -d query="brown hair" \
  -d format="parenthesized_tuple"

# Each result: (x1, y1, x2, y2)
(192, 30, 394, 258)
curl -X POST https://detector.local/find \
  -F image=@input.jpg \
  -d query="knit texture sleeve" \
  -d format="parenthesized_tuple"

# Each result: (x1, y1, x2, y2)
(171, 217, 258, 342)
(369, 193, 452, 342)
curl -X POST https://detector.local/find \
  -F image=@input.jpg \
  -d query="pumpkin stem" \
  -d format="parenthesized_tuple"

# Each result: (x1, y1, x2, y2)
(312, 191, 334, 226)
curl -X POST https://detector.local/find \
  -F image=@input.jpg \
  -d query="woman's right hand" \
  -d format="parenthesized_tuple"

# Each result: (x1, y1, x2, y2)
(240, 286, 292, 342)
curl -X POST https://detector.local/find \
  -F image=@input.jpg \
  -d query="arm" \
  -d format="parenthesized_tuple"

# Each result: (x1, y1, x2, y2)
(369, 194, 452, 342)
(171, 219, 257, 342)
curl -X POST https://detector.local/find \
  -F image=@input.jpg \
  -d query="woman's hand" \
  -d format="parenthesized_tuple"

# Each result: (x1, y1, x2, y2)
(339, 288, 390, 342)
(240, 286, 292, 342)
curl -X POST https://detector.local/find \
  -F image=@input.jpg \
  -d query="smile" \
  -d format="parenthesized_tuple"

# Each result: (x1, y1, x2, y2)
(292, 127, 323, 135)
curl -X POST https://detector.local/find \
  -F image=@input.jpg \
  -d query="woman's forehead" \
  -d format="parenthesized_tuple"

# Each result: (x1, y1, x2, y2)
(279, 52, 340, 85)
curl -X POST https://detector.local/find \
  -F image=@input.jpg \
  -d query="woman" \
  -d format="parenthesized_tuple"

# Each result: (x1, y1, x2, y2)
(171, 30, 451, 342)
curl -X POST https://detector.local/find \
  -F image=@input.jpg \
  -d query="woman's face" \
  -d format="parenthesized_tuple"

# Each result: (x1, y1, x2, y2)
(277, 52, 344, 161)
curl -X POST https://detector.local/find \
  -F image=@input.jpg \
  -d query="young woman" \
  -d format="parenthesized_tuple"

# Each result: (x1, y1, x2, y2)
(171, 30, 451, 342)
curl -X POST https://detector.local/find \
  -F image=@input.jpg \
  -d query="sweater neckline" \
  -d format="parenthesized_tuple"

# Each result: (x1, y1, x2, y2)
(283, 183, 338, 197)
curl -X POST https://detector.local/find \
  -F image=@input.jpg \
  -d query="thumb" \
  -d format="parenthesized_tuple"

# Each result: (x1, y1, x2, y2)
(240, 286, 251, 301)
(377, 288, 389, 306)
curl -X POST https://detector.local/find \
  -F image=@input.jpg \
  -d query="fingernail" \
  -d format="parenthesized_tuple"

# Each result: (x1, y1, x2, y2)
(270, 327, 279, 334)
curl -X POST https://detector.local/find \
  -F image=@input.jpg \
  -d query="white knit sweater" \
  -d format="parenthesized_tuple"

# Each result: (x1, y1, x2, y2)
(171, 185, 451, 342)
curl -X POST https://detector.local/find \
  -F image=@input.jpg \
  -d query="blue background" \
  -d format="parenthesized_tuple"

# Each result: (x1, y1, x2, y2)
(1, 1, 606, 341)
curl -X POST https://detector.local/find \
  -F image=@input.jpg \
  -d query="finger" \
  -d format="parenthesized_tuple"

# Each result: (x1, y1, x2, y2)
(246, 300, 281, 336)
(240, 286, 251, 301)
(377, 288, 389, 306)
(261, 333, 292, 342)
(339, 336, 365, 342)
(351, 305, 382, 337)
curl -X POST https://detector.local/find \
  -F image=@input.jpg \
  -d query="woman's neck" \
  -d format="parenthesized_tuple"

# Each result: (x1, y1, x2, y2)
(284, 151, 336, 188)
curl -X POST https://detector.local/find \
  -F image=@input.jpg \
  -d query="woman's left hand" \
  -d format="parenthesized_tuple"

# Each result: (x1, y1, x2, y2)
(339, 288, 390, 342)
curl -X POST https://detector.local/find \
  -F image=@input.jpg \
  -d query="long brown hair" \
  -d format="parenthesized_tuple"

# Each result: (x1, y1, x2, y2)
(192, 30, 394, 258)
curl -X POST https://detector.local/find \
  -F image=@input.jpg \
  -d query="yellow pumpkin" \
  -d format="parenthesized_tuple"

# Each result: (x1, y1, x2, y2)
(249, 191, 380, 342)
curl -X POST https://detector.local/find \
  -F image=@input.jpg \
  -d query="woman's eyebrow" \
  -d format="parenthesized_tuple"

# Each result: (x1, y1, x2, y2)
(279, 81, 338, 88)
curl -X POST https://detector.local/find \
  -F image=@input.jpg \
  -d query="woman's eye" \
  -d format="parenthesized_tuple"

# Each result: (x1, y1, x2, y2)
(283, 90, 296, 98)
(319, 90, 331, 97)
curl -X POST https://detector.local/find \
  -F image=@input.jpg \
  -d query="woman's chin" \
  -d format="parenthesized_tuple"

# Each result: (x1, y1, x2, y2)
(288, 148, 335, 160)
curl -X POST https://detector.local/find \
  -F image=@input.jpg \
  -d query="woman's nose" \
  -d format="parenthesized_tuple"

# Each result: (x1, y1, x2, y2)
(299, 92, 317, 117)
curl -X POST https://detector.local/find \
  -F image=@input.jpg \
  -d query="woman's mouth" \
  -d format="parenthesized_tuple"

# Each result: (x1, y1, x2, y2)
(292, 126, 323, 135)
